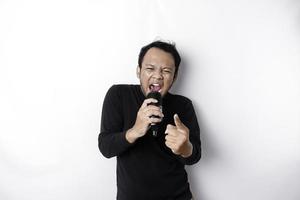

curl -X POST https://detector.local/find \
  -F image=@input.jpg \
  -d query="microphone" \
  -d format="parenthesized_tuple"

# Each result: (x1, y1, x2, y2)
(146, 91, 163, 137)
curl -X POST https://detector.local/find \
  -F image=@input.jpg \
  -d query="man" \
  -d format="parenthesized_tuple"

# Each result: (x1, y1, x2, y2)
(98, 40, 201, 200)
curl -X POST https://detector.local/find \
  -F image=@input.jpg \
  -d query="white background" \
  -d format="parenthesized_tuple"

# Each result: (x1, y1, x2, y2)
(1, 0, 300, 199)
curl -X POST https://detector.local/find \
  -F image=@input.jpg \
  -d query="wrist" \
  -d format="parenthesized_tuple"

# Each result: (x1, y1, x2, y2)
(125, 128, 140, 143)
(181, 141, 193, 158)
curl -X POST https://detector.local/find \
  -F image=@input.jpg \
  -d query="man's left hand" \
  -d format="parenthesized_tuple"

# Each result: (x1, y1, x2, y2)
(165, 114, 193, 157)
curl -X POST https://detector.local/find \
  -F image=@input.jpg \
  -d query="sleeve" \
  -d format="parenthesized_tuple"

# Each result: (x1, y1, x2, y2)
(179, 100, 201, 165)
(98, 85, 133, 158)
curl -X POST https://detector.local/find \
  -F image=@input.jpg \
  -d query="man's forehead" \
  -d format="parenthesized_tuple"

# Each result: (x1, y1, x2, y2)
(144, 48, 175, 61)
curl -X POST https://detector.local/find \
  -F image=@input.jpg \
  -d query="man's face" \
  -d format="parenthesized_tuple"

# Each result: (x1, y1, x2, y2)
(137, 47, 176, 97)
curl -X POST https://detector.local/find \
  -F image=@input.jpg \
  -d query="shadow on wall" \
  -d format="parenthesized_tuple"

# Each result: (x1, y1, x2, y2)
(171, 51, 193, 96)
(289, 0, 300, 30)
(173, 53, 221, 163)
(172, 53, 220, 200)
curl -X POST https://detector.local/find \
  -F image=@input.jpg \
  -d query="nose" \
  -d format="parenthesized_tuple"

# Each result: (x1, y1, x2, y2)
(152, 68, 163, 79)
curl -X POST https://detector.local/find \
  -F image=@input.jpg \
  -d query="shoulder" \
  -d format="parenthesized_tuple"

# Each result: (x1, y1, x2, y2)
(166, 92, 192, 105)
(107, 84, 138, 93)
(165, 93, 196, 114)
(105, 84, 140, 99)
(107, 84, 132, 91)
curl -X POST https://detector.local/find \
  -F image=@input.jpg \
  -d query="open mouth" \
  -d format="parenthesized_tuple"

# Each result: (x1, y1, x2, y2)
(149, 83, 162, 92)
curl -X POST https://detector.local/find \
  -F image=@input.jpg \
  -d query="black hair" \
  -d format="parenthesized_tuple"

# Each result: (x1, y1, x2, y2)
(138, 40, 181, 78)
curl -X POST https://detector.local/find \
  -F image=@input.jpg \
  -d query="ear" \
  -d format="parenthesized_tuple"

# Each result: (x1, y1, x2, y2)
(173, 74, 177, 83)
(136, 65, 141, 79)
(172, 73, 177, 85)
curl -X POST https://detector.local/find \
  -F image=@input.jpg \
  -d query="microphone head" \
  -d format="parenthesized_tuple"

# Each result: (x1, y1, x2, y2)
(146, 91, 162, 107)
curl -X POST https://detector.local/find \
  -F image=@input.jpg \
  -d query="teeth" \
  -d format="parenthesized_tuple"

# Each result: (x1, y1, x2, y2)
(149, 83, 162, 92)
(150, 83, 161, 88)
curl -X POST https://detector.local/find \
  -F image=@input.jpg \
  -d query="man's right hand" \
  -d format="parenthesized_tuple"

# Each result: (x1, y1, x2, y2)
(126, 98, 164, 143)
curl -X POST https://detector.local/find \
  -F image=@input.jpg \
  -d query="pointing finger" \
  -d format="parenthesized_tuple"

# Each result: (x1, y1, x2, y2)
(174, 114, 183, 128)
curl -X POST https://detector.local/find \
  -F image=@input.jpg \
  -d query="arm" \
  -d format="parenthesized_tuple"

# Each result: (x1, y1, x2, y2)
(165, 101, 201, 165)
(181, 101, 201, 165)
(98, 85, 133, 158)
(98, 85, 164, 158)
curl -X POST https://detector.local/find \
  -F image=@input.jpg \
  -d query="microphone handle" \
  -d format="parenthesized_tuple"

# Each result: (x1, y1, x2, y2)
(146, 92, 162, 137)
(151, 124, 159, 137)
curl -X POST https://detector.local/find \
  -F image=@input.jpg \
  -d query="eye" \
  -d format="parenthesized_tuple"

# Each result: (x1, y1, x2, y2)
(145, 67, 154, 71)
(163, 69, 172, 74)
(145, 65, 154, 72)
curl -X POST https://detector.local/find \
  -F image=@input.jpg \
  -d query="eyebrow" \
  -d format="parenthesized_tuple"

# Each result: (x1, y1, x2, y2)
(145, 64, 174, 70)
(145, 64, 156, 67)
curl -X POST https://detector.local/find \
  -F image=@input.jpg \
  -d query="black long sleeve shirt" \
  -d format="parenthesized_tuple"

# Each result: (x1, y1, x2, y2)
(98, 84, 201, 200)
